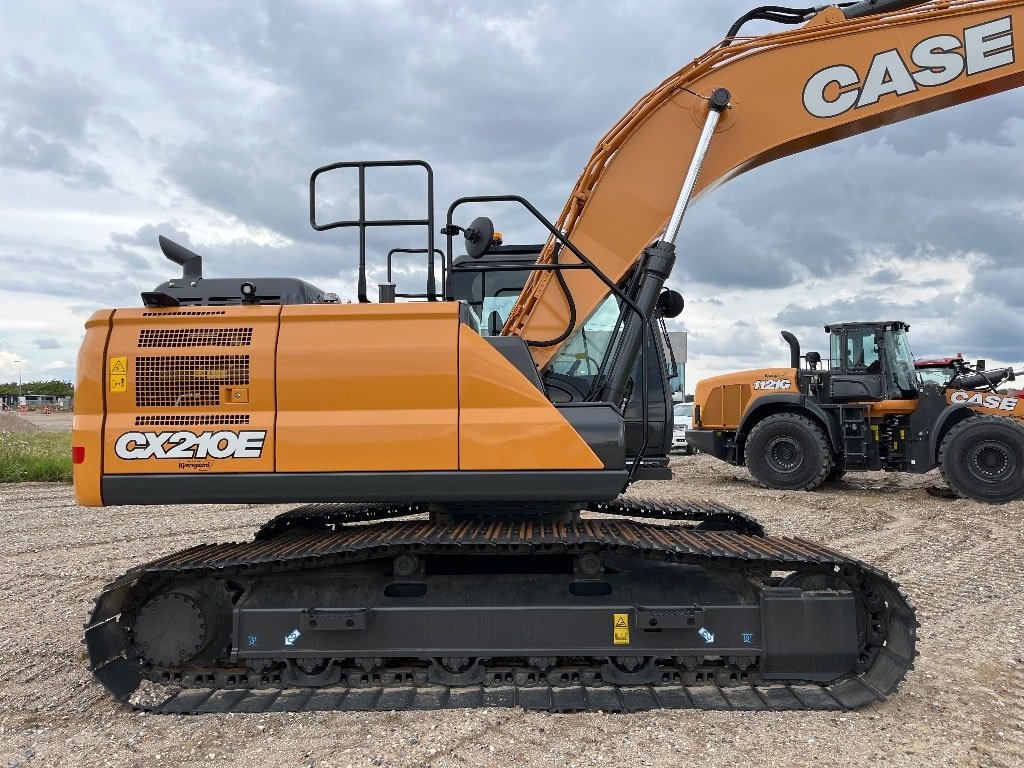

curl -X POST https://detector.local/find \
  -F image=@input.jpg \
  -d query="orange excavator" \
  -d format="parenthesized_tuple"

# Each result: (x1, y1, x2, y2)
(78, 1, 1023, 713)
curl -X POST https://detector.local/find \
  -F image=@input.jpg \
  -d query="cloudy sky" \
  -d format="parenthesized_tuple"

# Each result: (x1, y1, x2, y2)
(1, 0, 1022, 392)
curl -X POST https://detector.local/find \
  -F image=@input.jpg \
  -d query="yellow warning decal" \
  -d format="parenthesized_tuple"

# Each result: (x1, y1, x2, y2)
(613, 613, 629, 645)
(109, 357, 128, 392)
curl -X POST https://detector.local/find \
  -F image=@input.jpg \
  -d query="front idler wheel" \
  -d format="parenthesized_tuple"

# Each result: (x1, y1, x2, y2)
(780, 568, 881, 675)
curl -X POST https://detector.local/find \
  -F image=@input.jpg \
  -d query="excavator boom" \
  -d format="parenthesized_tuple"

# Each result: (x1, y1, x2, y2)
(506, 0, 1024, 368)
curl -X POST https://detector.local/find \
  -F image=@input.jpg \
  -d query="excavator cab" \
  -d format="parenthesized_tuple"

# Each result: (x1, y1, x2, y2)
(824, 321, 917, 402)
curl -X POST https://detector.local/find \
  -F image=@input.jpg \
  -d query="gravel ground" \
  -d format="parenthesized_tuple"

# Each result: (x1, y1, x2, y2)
(0, 413, 41, 433)
(4, 411, 73, 433)
(1, 457, 1023, 768)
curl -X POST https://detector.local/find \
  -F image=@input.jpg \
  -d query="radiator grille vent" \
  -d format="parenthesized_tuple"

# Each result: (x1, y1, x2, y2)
(142, 310, 227, 317)
(135, 355, 250, 407)
(135, 414, 251, 426)
(138, 328, 253, 347)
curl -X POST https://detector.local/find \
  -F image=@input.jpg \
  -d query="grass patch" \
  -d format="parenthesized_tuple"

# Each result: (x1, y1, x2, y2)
(0, 431, 72, 482)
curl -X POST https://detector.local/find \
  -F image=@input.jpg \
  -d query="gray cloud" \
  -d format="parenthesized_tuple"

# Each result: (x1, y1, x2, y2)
(773, 294, 958, 333)
(969, 266, 1024, 309)
(0, 56, 111, 187)
(165, 141, 310, 243)
(922, 208, 1024, 267)
(33, 338, 60, 349)
(107, 244, 152, 273)
(867, 267, 901, 284)
(676, 211, 798, 290)
(688, 320, 776, 359)
(146, 1, 743, 247)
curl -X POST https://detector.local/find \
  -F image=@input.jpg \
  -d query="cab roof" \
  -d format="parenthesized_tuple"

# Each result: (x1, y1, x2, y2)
(823, 320, 910, 334)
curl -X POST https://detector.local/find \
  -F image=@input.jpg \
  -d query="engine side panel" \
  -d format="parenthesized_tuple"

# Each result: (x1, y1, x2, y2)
(276, 303, 459, 472)
(694, 368, 798, 429)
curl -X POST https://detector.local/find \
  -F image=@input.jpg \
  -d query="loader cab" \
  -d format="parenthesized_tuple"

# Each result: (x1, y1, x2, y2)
(825, 321, 917, 402)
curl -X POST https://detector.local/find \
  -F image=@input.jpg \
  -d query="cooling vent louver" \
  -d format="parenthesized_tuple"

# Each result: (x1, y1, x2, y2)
(141, 310, 227, 317)
(135, 414, 251, 426)
(135, 355, 250, 407)
(138, 328, 253, 347)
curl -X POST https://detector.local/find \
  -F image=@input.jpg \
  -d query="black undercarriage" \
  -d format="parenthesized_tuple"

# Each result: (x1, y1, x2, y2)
(85, 498, 916, 713)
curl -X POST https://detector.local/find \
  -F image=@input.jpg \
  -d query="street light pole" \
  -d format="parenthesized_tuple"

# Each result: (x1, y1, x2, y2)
(8, 359, 21, 410)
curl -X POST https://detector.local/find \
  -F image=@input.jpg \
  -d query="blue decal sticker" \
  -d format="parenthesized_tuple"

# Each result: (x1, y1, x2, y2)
(284, 628, 301, 646)
(698, 627, 715, 644)
(742, 633, 753, 644)
(247, 634, 258, 647)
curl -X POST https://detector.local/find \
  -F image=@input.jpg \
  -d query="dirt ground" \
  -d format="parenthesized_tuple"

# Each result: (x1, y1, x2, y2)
(1, 456, 1022, 768)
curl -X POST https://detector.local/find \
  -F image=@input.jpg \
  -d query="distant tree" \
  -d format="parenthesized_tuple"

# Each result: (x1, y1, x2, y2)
(0, 380, 74, 396)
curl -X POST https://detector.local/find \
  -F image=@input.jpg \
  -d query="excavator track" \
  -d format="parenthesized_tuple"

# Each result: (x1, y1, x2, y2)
(254, 502, 428, 540)
(253, 496, 766, 541)
(588, 496, 765, 537)
(85, 508, 915, 714)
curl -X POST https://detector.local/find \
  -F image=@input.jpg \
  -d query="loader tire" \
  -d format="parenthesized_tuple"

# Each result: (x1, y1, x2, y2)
(939, 415, 1024, 504)
(745, 413, 832, 491)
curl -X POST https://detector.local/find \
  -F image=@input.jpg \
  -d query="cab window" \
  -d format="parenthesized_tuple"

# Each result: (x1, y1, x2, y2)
(548, 294, 622, 378)
(886, 328, 917, 392)
(845, 330, 879, 372)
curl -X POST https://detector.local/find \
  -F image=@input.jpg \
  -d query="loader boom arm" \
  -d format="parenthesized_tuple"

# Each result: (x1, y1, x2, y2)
(504, 1, 1024, 369)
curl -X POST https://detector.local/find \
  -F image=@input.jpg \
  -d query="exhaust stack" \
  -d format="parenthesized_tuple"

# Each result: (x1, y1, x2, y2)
(781, 331, 801, 369)
(159, 235, 203, 281)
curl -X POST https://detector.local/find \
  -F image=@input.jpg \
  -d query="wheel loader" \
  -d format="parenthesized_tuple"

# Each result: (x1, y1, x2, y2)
(688, 321, 1024, 503)
(75, 0, 1024, 713)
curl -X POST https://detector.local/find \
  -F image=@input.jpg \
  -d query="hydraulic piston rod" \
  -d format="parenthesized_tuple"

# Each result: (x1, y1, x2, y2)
(664, 88, 731, 246)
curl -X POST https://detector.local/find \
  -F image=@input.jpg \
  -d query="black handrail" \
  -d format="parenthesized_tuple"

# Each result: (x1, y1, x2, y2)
(386, 248, 446, 299)
(309, 160, 435, 302)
